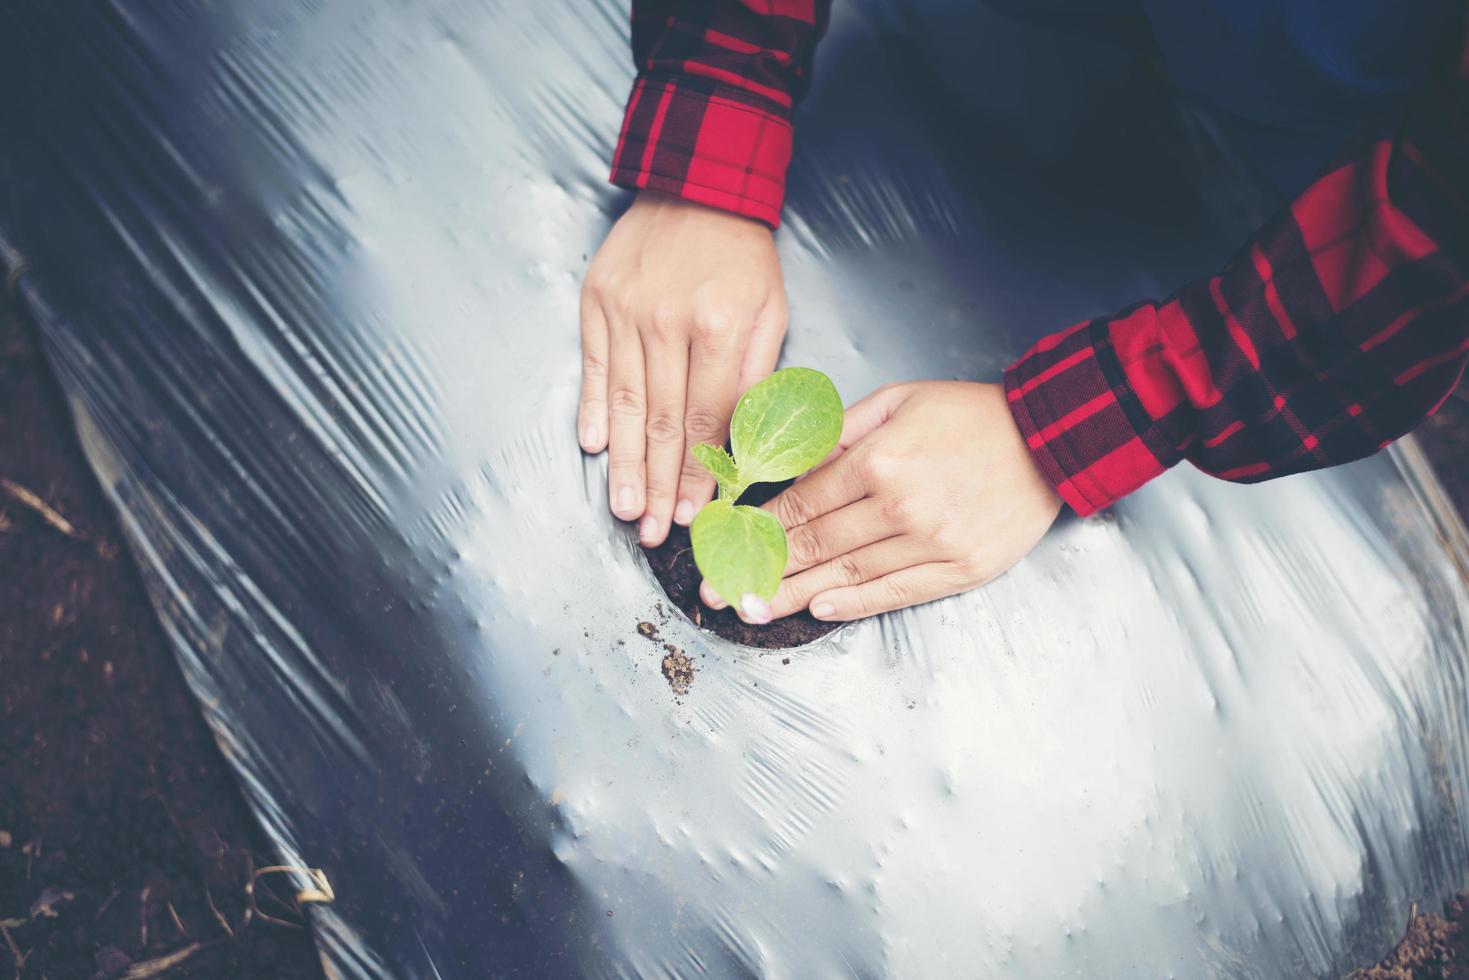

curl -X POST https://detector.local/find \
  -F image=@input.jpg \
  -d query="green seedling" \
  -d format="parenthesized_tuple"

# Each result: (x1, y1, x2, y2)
(690, 367, 843, 617)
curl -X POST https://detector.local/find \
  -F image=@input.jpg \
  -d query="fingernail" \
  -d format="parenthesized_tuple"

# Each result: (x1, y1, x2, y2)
(581, 423, 600, 450)
(615, 486, 636, 517)
(701, 583, 727, 609)
(674, 499, 695, 526)
(811, 602, 835, 620)
(639, 516, 659, 544)
(741, 594, 772, 625)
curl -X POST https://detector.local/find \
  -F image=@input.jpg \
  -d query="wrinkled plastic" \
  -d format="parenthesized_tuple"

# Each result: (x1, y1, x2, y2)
(2, 1, 1467, 977)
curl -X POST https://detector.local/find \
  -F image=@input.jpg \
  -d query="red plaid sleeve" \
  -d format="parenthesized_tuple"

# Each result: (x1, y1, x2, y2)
(1006, 40, 1469, 517)
(610, 1, 830, 228)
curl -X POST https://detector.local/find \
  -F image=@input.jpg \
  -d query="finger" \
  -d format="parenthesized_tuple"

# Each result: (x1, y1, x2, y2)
(808, 563, 962, 621)
(606, 320, 648, 522)
(781, 498, 894, 576)
(676, 323, 743, 525)
(836, 384, 910, 453)
(578, 294, 612, 453)
(761, 451, 865, 532)
(697, 584, 777, 626)
(766, 536, 921, 620)
(794, 383, 907, 477)
(736, 297, 786, 394)
(639, 333, 688, 546)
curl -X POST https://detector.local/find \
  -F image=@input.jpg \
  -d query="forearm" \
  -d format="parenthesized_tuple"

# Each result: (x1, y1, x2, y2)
(1007, 47, 1469, 516)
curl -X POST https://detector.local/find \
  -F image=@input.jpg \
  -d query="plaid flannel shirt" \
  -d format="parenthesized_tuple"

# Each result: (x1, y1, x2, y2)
(610, 2, 1469, 515)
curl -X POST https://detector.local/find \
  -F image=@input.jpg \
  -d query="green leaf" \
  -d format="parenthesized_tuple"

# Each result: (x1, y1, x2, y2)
(690, 498, 787, 605)
(730, 367, 843, 488)
(685, 367, 842, 620)
(691, 443, 742, 500)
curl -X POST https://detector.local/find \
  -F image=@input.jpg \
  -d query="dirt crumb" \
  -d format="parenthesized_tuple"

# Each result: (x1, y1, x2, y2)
(1344, 893, 1467, 979)
(661, 650, 695, 696)
(637, 621, 659, 641)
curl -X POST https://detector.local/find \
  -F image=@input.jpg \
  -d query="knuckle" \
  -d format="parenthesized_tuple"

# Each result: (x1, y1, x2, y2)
(930, 523, 962, 554)
(645, 469, 677, 497)
(609, 386, 646, 418)
(581, 270, 608, 298)
(776, 487, 817, 527)
(608, 447, 643, 468)
(929, 503, 967, 550)
(952, 554, 985, 583)
(604, 293, 635, 323)
(857, 449, 897, 485)
(786, 527, 823, 567)
(690, 309, 732, 343)
(883, 576, 916, 607)
(683, 406, 725, 440)
(831, 553, 865, 587)
(646, 412, 683, 444)
(587, 270, 625, 304)
(649, 304, 683, 339)
(880, 495, 913, 528)
(581, 350, 608, 378)
(679, 457, 714, 483)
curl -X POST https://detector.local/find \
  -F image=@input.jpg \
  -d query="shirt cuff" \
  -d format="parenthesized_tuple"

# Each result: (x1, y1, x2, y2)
(1003, 315, 1177, 517)
(610, 76, 794, 229)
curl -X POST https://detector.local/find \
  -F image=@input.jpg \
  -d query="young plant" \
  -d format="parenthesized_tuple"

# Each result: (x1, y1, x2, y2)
(690, 367, 843, 617)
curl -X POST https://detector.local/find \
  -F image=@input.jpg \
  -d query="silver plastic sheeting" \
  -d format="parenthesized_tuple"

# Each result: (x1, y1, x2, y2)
(2, 1, 1468, 977)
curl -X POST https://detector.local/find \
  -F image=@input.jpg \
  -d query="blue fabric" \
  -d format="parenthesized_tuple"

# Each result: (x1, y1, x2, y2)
(983, 0, 1466, 195)
(1142, 0, 1465, 194)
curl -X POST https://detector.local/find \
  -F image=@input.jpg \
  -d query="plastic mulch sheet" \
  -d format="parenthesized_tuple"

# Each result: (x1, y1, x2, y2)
(2, 2, 1467, 976)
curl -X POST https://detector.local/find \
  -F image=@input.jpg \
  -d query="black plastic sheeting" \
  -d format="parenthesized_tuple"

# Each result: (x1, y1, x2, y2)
(2, 2, 1468, 977)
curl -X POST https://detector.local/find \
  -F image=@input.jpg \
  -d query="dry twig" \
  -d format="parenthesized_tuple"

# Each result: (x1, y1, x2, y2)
(95, 885, 122, 923)
(0, 479, 80, 538)
(246, 865, 334, 929)
(203, 887, 235, 939)
(121, 941, 210, 979)
(166, 900, 187, 938)
(139, 884, 151, 949)
(0, 921, 26, 979)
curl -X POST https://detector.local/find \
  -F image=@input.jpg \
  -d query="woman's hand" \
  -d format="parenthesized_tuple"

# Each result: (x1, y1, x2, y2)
(579, 191, 787, 547)
(703, 381, 1062, 623)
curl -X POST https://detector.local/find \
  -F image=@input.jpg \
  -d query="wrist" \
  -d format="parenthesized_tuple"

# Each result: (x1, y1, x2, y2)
(1001, 366, 1104, 517)
(632, 190, 774, 233)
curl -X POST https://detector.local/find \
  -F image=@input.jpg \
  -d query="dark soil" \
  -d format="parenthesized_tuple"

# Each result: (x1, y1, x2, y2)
(1345, 893, 1468, 980)
(0, 305, 324, 978)
(660, 649, 696, 696)
(644, 522, 835, 650)
(643, 477, 839, 650)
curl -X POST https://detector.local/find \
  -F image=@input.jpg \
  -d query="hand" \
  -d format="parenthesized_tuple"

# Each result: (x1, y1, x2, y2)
(703, 381, 1062, 622)
(579, 191, 787, 547)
